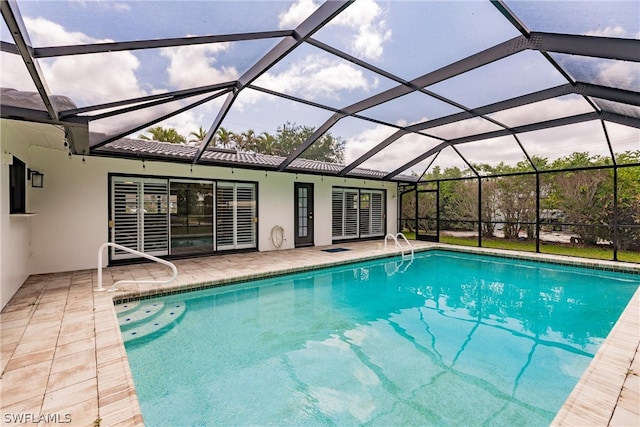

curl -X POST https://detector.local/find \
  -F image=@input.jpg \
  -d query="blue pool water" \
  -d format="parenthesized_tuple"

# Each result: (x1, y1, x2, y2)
(119, 250, 638, 426)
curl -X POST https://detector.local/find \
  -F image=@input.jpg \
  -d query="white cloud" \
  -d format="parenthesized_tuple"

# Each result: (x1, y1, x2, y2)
(24, 17, 146, 106)
(331, 0, 391, 60)
(249, 54, 377, 107)
(490, 96, 592, 128)
(360, 132, 444, 175)
(596, 60, 638, 90)
(456, 136, 526, 167)
(275, 55, 371, 97)
(428, 117, 501, 141)
(344, 123, 402, 166)
(278, 0, 321, 29)
(606, 123, 640, 154)
(163, 97, 227, 141)
(342, 92, 633, 175)
(69, 0, 130, 12)
(585, 26, 628, 38)
(161, 43, 239, 90)
(1, 53, 39, 91)
(279, 0, 390, 60)
(15, 17, 231, 140)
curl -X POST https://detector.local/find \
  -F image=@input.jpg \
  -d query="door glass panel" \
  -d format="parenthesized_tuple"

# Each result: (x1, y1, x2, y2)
(216, 183, 235, 249)
(345, 191, 359, 238)
(236, 184, 256, 248)
(170, 182, 214, 255)
(113, 180, 141, 258)
(359, 193, 371, 237)
(143, 182, 169, 254)
(217, 182, 257, 250)
(370, 191, 384, 235)
(332, 189, 345, 238)
(298, 187, 308, 238)
(112, 177, 168, 259)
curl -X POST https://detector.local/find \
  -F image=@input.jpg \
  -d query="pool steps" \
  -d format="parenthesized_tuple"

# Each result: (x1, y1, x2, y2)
(116, 300, 186, 343)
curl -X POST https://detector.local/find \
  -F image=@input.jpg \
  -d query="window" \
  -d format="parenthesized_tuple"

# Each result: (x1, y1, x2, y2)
(9, 156, 26, 214)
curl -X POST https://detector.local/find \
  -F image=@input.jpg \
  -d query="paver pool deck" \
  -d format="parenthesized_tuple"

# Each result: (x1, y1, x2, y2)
(1, 241, 638, 426)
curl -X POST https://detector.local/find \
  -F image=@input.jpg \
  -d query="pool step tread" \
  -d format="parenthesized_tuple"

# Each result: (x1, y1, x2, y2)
(118, 302, 165, 329)
(119, 303, 186, 343)
(114, 300, 141, 316)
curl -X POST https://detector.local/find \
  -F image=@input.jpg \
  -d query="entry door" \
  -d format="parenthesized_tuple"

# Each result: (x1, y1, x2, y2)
(294, 182, 314, 247)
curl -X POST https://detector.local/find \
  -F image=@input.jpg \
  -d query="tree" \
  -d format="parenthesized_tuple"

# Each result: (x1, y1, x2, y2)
(603, 151, 640, 250)
(256, 132, 277, 154)
(481, 178, 500, 237)
(188, 126, 208, 144)
(543, 153, 611, 245)
(139, 126, 186, 144)
(234, 129, 258, 152)
(215, 127, 235, 149)
(271, 122, 345, 163)
(434, 167, 478, 232)
(495, 175, 536, 239)
(442, 179, 478, 231)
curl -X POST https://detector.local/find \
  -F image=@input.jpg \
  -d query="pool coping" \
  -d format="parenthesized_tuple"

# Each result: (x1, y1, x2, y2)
(1, 241, 638, 426)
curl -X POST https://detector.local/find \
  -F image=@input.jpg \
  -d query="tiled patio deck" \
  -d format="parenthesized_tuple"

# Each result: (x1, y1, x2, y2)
(1, 241, 638, 426)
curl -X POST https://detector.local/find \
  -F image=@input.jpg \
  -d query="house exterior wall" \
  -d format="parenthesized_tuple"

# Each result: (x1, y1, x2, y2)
(1, 122, 32, 309)
(1, 119, 398, 309)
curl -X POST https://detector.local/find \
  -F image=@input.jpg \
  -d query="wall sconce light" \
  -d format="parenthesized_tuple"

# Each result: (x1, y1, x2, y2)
(28, 169, 44, 188)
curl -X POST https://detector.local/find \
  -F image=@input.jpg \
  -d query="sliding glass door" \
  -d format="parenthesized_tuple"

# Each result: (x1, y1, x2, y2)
(332, 187, 385, 240)
(111, 176, 257, 259)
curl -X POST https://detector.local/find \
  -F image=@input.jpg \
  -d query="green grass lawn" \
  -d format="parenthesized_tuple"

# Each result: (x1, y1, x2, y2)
(400, 231, 640, 263)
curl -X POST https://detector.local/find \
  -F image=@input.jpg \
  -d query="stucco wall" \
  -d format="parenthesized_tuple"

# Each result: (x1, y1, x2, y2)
(1, 119, 398, 309)
(1, 123, 32, 309)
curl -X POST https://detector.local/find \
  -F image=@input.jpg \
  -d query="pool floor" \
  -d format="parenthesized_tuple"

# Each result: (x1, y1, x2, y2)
(1, 241, 638, 426)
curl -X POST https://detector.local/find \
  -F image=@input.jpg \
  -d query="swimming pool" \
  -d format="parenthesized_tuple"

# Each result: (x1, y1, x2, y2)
(118, 250, 638, 426)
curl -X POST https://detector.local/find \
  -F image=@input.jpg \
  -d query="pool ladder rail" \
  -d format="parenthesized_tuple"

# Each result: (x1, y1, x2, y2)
(95, 242, 178, 292)
(384, 233, 415, 275)
(384, 232, 415, 260)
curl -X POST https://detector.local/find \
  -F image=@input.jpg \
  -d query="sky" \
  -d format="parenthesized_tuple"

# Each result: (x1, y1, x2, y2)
(1, 0, 638, 175)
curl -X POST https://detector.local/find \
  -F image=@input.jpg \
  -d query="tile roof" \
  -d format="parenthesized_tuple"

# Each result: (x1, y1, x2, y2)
(96, 138, 414, 181)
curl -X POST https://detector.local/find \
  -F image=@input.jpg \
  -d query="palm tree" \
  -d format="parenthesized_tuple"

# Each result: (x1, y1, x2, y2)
(139, 126, 186, 144)
(256, 132, 277, 155)
(215, 127, 234, 149)
(188, 126, 208, 144)
(236, 129, 258, 152)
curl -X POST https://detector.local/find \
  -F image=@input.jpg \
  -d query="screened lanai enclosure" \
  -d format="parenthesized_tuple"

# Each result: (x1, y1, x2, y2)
(2, 0, 639, 261)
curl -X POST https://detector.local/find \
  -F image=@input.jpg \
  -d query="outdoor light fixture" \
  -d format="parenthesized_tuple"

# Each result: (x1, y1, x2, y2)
(28, 169, 44, 188)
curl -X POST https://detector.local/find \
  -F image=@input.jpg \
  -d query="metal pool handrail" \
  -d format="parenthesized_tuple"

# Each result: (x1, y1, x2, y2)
(96, 242, 178, 292)
(384, 232, 414, 260)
